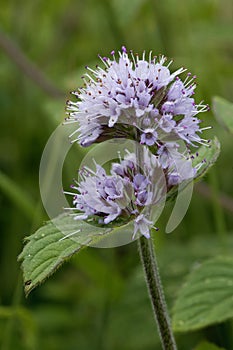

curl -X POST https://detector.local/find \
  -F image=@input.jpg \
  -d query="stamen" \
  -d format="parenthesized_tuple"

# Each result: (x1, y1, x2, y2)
(63, 191, 77, 196)
(122, 45, 127, 53)
(148, 51, 153, 63)
(98, 54, 109, 68)
(130, 50, 137, 68)
(200, 126, 212, 131)
(142, 50, 146, 61)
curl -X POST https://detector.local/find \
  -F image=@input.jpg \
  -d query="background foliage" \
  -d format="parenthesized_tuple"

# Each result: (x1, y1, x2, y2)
(0, 0, 233, 349)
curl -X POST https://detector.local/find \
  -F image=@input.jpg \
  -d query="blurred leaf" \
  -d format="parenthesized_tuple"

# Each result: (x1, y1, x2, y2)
(32, 305, 73, 332)
(72, 250, 124, 298)
(0, 306, 37, 349)
(18, 213, 134, 295)
(0, 170, 35, 219)
(172, 256, 233, 332)
(213, 96, 233, 134)
(112, 0, 146, 26)
(158, 234, 233, 310)
(192, 137, 221, 179)
(194, 340, 225, 350)
(106, 267, 161, 350)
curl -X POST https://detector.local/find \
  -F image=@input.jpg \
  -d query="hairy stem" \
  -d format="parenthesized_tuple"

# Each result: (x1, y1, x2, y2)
(138, 236, 177, 350)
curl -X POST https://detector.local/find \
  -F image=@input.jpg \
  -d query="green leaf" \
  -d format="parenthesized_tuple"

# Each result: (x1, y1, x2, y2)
(18, 213, 133, 296)
(192, 136, 220, 180)
(213, 96, 233, 133)
(172, 256, 233, 332)
(194, 341, 225, 350)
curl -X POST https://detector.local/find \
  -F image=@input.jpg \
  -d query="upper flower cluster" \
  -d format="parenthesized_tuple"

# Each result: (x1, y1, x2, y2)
(66, 46, 210, 148)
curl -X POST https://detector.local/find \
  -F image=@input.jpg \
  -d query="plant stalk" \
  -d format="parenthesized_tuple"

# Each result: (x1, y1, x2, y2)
(138, 235, 177, 350)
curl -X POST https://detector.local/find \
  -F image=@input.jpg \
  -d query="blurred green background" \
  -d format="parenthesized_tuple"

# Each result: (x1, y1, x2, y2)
(0, 0, 233, 349)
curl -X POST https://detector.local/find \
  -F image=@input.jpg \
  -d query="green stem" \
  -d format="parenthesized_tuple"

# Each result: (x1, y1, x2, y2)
(138, 235, 177, 350)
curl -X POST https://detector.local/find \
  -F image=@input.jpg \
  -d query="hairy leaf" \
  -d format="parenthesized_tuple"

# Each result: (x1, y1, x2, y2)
(18, 214, 133, 295)
(172, 256, 233, 332)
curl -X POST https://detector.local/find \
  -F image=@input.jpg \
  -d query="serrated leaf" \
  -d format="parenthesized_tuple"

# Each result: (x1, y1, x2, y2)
(192, 136, 220, 179)
(18, 213, 133, 295)
(194, 341, 225, 350)
(172, 256, 233, 332)
(213, 96, 233, 133)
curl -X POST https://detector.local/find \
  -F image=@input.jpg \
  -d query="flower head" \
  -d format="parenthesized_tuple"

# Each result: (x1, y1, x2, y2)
(65, 143, 201, 239)
(71, 164, 133, 225)
(66, 149, 169, 239)
(66, 47, 210, 149)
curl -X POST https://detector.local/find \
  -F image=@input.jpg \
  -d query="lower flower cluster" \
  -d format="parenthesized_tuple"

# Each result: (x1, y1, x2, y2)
(67, 145, 196, 239)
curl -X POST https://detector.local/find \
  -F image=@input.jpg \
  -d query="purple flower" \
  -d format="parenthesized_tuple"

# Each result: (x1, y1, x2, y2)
(66, 149, 168, 239)
(133, 174, 150, 191)
(66, 47, 210, 148)
(140, 128, 158, 146)
(133, 214, 153, 239)
(66, 144, 202, 239)
(157, 142, 196, 186)
(158, 114, 176, 133)
(72, 165, 133, 225)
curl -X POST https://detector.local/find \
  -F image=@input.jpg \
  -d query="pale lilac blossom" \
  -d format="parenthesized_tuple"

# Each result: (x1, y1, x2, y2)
(66, 146, 200, 238)
(67, 149, 168, 239)
(66, 47, 210, 149)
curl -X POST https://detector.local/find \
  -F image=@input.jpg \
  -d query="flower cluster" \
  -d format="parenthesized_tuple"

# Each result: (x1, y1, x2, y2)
(67, 147, 196, 239)
(65, 47, 211, 239)
(66, 46, 210, 149)
(69, 150, 162, 238)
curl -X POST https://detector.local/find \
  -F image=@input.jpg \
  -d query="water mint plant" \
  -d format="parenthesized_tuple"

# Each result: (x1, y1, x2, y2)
(19, 47, 221, 350)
